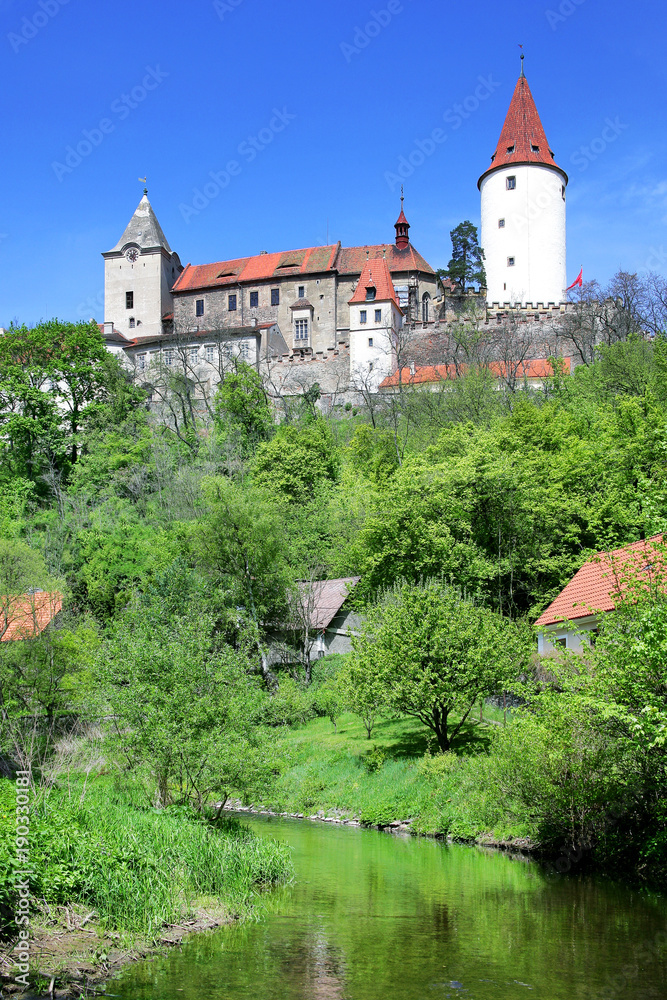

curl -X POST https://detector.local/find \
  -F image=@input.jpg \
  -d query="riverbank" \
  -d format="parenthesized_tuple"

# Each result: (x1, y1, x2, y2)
(0, 778, 293, 997)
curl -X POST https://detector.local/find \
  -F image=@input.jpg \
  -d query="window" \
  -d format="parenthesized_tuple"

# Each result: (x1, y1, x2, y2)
(359, 310, 367, 324)
(295, 319, 308, 341)
(188, 347, 198, 364)
(498, 218, 505, 228)
(126, 291, 134, 309)
(365, 287, 376, 301)
(196, 299, 204, 317)
(422, 292, 430, 323)
(506, 176, 516, 190)
(238, 341, 249, 359)
(298, 285, 305, 299)
(205, 344, 215, 363)
(137, 353, 146, 371)
(228, 293, 237, 312)
(506, 144, 515, 153)
(507, 257, 515, 267)
(368, 337, 373, 347)
(271, 288, 280, 306)
(531, 144, 539, 152)
(249, 290, 259, 308)
(553, 637, 567, 649)
(374, 309, 382, 323)
(129, 318, 135, 329)
(562, 185, 566, 201)
(164, 349, 174, 367)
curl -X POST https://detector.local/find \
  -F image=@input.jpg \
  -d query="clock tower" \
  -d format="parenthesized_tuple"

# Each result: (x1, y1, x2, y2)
(102, 191, 182, 340)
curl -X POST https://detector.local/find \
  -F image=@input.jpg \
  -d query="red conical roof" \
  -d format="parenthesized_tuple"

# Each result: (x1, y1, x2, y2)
(478, 73, 567, 188)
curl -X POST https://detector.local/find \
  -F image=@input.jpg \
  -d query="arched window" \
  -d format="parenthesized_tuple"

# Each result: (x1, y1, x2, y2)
(421, 292, 430, 323)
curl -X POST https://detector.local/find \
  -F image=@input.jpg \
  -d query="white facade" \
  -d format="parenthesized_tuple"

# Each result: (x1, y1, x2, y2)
(349, 300, 402, 392)
(480, 162, 567, 306)
(537, 615, 598, 655)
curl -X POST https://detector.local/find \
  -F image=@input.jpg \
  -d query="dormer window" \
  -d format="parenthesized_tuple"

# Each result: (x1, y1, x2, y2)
(506, 144, 515, 154)
(365, 287, 376, 301)
(531, 144, 540, 152)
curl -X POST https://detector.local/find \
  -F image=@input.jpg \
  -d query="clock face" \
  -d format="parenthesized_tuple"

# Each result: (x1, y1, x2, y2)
(125, 248, 139, 263)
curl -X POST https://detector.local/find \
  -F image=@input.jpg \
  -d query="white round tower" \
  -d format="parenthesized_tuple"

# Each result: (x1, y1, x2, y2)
(478, 60, 567, 307)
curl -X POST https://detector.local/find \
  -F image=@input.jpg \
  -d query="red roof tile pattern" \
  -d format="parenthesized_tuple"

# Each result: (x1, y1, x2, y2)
(296, 577, 361, 630)
(379, 357, 570, 388)
(478, 73, 567, 188)
(535, 536, 666, 628)
(1, 592, 63, 642)
(349, 259, 401, 308)
(172, 241, 434, 294)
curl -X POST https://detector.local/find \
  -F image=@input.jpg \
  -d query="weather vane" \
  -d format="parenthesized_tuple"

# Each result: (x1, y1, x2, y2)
(139, 176, 147, 194)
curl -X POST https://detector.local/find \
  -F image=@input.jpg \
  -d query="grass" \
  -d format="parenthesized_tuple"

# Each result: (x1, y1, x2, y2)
(0, 776, 294, 938)
(260, 709, 530, 841)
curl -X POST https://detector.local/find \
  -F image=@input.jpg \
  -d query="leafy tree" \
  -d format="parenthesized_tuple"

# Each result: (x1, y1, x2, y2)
(442, 221, 486, 291)
(339, 651, 385, 739)
(252, 419, 339, 503)
(353, 582, 527, 750)
(213, 361, 273, 452)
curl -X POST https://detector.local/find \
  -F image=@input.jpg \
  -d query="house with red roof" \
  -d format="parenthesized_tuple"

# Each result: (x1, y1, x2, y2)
(349, 258, 404, 390)
(0, 592, 63, 643)
(534, 536, 665, 654)
(379, 356, 570, 393)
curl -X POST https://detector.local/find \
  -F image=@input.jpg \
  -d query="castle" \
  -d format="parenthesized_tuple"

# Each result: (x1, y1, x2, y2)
(102, 61, 573, 402)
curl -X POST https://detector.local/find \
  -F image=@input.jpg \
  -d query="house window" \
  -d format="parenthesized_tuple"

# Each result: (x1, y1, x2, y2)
(498, 219, 505, 228)
(238, 341, 249, 359)
(271, 288, 280, 306)
(507, 257, 515, 267)
(196, 299, 204, 317)
(365, 287, 376, 301)
(553, 636, 567, 649)
(250, 290, 259, 307)
(137, 353, 146, 371)
(205, 344, 215, 363)
(359, 309, 367, 324)
(295, 319, 308, 341)
(374, 309, 382, 323)
(164, 349, 174, 367)
(228, 294, 237, 312)
(126, 291, 134, 309)
(298, 285, 305, 299)
(562, 185, 566, 200)
(422, 292, 430, 323)
(368, 337, 373, 347)
(506, 144, 515, 153)
(129, 318, 135, 329)
(531, 144, 539, 152)
(188, 347, 198, 364)
(506, 176, 516, 190)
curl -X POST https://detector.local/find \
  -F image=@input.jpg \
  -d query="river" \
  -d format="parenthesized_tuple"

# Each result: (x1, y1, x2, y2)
(112, 814, 667, 999)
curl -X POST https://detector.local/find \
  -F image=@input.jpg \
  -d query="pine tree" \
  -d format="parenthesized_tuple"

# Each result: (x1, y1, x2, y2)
(443, 221, 486, 291)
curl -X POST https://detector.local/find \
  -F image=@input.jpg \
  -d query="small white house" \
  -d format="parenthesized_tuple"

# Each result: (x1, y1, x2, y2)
(535, 535, 664, 654)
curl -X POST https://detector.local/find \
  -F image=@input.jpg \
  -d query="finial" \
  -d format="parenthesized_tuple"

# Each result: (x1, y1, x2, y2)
(401, 184, 404, 208)
(519, 45, 525, 77)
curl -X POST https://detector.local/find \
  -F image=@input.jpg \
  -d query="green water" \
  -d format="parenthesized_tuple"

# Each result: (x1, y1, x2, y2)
(114, 815, 667, 999)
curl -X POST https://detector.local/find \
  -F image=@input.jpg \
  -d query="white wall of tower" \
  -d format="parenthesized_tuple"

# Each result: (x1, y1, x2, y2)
(480, 163, 567, 306)
(104, 249, 176, 340)
(349, 301, 401, 392)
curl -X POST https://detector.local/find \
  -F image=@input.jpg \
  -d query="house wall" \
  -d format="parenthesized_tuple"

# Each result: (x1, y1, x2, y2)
(105, 248, 181, 340)
(537, 615, 598, 655)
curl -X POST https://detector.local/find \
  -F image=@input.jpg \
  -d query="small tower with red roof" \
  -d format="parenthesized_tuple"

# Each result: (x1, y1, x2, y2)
(394, 191, 410, 250)
(348, 257, 404, 391)
(478, 56, 568, 307)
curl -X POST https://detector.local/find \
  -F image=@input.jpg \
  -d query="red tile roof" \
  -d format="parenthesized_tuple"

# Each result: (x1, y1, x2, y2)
(535, 536, 666, 628)
(349, 258, 402, 309)
(379, 357, 570, 388)
(172, 241, 434, 294)
(478, 73, 567, 188)
(0, 592, 63, 642)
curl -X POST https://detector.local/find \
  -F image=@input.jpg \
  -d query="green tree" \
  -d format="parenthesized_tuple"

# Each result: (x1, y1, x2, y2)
(214, 361, 273, 451)
(339, 651, 385, 739)
(442, 221, 486, 291)
(252, 419, 339, 503)
(354, 582, 527, 750)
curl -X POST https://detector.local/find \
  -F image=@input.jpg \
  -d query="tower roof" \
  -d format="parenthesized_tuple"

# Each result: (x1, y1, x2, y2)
(478, 72, 567, 188)
(348, 258, 402, 311)
(109, 193, 173, 253)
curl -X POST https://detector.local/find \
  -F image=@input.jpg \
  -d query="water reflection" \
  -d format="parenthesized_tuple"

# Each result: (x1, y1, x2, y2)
(113, 815, 667, 1000)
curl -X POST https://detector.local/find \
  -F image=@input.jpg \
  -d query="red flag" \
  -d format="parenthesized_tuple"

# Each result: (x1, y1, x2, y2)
(566, 268, 583, 291)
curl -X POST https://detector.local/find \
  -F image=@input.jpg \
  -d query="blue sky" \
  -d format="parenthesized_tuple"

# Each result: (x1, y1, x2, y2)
(1, 0, 666, 327)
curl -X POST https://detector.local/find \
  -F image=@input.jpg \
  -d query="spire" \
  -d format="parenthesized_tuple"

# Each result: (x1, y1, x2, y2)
(394, 187, 410, 250)
(110, 192, 173, 253)
(477, 69, 567, 189)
